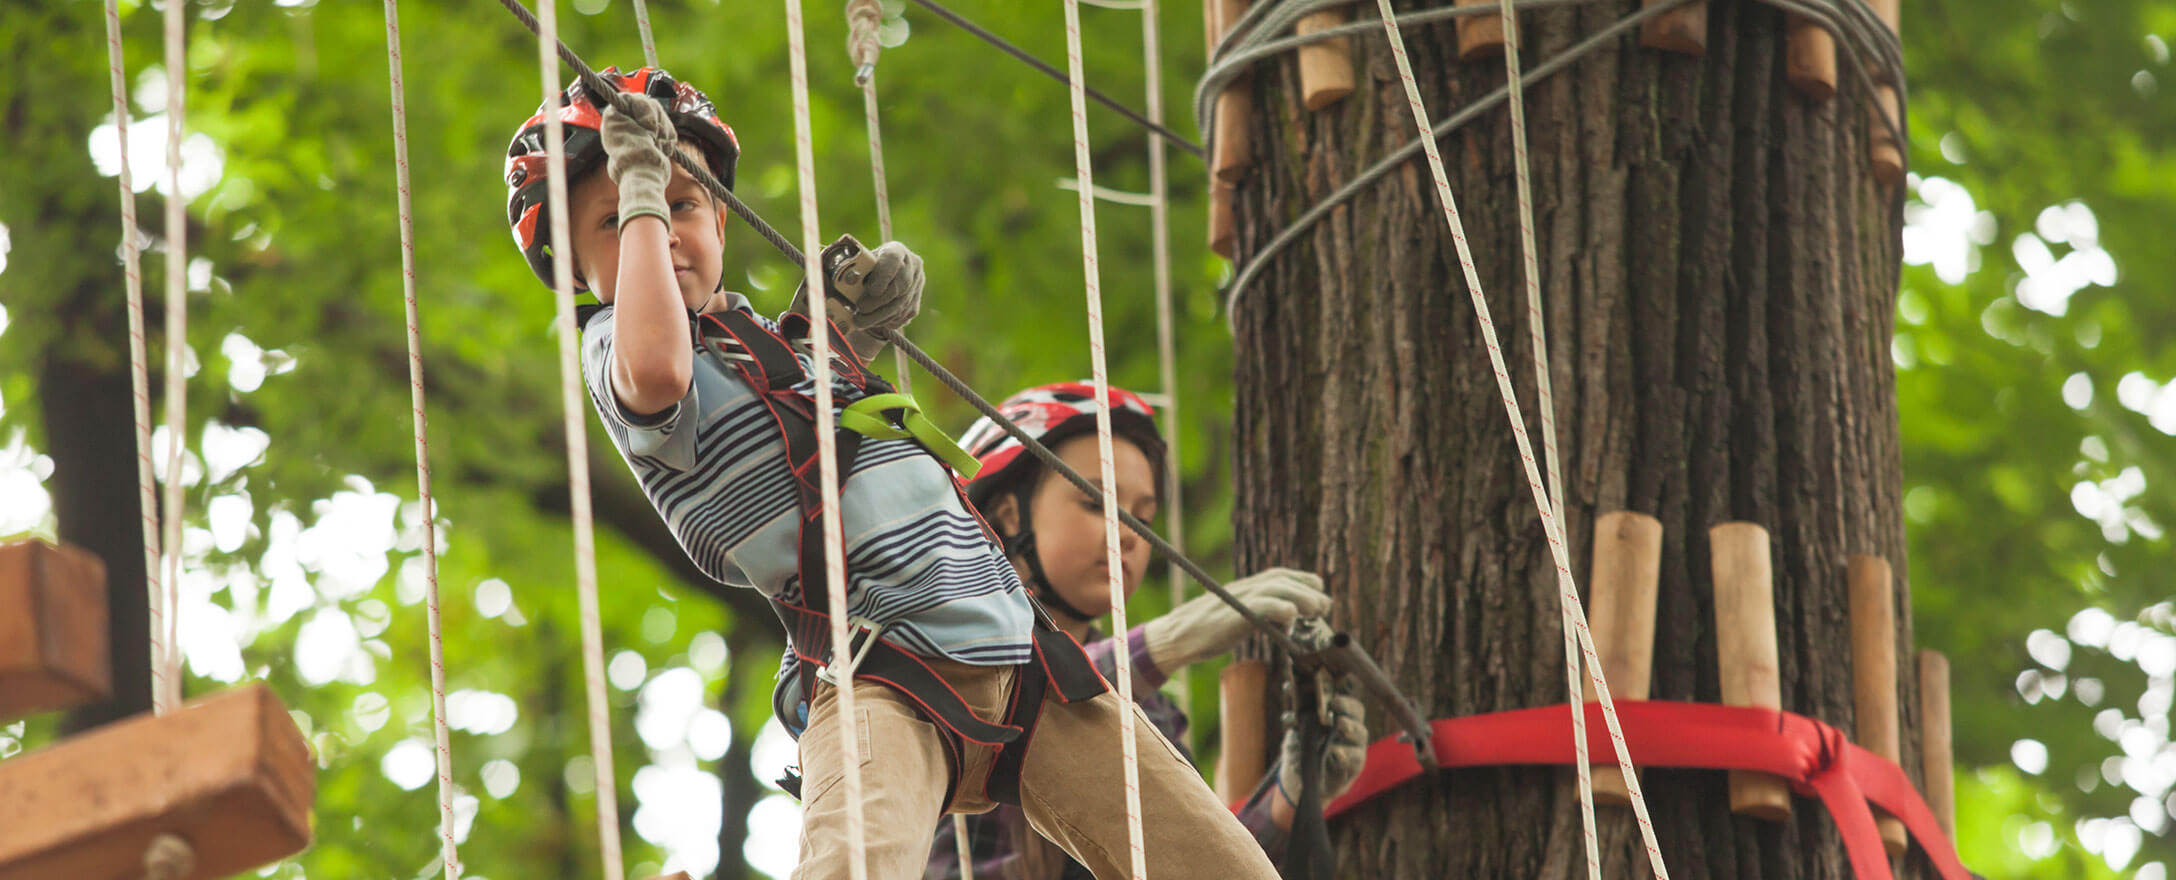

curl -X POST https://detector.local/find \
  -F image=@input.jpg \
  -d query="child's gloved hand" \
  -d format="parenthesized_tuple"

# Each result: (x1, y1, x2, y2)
(1140, 567, 1331, 673)
(600, 93, 678, 230)
(851, 241, 924, 335)
(1275, 679, 1368, 807)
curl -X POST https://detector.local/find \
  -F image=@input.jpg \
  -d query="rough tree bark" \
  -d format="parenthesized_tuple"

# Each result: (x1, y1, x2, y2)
(1228, 0, 1913, 877)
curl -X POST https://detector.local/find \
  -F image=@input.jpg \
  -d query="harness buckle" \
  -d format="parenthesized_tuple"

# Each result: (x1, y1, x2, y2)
(815, 615, 890, 687)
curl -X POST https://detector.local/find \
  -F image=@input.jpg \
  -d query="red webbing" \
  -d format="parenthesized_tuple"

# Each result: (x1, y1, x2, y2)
(1317, 700, 1968, 880)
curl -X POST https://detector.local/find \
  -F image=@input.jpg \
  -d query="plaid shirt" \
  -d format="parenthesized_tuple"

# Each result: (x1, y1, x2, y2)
(923, 625, 1285, 879)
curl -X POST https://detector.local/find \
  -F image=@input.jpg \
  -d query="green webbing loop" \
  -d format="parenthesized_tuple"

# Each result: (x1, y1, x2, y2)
(839, 393, 983, 479)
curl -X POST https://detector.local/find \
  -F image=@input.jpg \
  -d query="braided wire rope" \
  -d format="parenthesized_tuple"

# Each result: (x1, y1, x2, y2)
(1479, 0, 1597, 873)
(1055, 0, 1151, 871)
(100, 0, 168, 719)
(1366, 0, 1671, 872)
(781, 0, 873, 875)
(523, 0, 627, 875)
(1200, 0, 1907, 313)
(380, 2, 463, 876)
(156, 0, 190, 716)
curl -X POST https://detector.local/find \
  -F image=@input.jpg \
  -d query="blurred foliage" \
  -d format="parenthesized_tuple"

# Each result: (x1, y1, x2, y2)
(0, 0, 2171, 876)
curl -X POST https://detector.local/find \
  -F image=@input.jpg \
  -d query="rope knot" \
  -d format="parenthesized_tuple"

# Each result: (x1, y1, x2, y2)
(845, 0, 884, 78)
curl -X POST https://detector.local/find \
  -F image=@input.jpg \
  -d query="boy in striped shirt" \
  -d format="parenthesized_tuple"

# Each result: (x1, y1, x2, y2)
(503, 68, 1282, 879)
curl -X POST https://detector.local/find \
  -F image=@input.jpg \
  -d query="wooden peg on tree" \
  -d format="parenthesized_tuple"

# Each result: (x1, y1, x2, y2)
(1454, 0, 1505, 60)
(1207, 0, 1254, 183)
(0, 540, 112, 723)
(1209, 181, 1239, 260)
(1918, 650, 1955, 836)
(1868, 0, 1905, 184)
(1581, 512, 1663, 807)
(1640, 0, 1706, 56)
(1848, 555, 1908, 856)
(1296, 10, 1355, 110)
(1710, 522, 1791, 821)
(0, 683, 314, 880)
(1215, 658, 1272, 805)
(1785, 15, 1837, 101)
(1584, 509, 1662, 805)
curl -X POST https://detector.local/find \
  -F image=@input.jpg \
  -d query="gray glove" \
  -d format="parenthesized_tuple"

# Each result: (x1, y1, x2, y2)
(599, 93, 676, 229)
(1277, 679, 1368, 806)
(1140, 568, 1331, 673)
(850, 241, 923, 335)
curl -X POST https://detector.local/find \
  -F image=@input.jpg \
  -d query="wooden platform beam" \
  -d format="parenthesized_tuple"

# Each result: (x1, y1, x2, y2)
(0, 683, 314, 880)
(0, 539, 112, 723)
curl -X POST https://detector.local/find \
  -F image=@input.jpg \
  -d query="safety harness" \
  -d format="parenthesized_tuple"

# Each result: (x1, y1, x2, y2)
(633, 304, 1110, 806)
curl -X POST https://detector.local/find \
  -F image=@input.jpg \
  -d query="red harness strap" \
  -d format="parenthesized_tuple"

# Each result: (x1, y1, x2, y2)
(1319, 700, 1969, 880)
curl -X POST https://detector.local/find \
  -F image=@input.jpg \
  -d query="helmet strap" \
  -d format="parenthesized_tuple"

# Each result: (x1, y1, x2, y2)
(1001, 482, 1098, 624)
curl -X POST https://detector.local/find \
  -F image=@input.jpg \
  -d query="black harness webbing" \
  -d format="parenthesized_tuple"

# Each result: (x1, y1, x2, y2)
(691, 307, 1107, 807)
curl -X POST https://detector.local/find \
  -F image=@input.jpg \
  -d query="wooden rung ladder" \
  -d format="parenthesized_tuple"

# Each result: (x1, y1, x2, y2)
(0, 539, 316, 880)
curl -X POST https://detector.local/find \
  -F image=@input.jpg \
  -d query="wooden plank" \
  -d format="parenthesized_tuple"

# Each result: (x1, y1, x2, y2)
(0, 683, 315, 880)
(1848, 556, 1908, 855)
(0, 539, 112, 723)
(1582, 512, 1662, 807)
(1710, 522, 1791, 821)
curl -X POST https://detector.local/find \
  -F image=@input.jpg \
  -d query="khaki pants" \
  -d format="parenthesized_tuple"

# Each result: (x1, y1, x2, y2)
(792, 658, 1278, 879)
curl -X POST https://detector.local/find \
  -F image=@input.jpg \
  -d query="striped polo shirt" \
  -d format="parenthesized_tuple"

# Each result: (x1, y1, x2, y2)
(580, 295, 1036, 720)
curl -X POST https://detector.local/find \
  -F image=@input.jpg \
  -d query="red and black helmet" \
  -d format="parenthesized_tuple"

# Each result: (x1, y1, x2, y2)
(504, 66, 740, 290)
(960, 381, 1166, 510)
(960, 382, 1167, 621)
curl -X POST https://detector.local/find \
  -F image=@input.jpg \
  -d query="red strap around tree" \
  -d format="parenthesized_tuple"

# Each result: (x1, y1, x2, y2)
(1320, 700, 1969, 880)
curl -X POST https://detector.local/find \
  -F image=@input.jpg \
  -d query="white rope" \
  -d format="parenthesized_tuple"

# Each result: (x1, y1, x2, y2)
(1366, 3, 1670, 875)
(841, 8, 949, 867)
(530, 1, 626, 877)
(631, 0, 659, 69)
(381, 2, 462, 876)
(1486, 2, 1599, 876)
(846, 0, 914, 394)
(101, 0, 167, 720)
(1135, 0, 1189, 736)
(156, 0, 189, 716)
(783, 0, 870, 877)
(1059, 0, 1147, 875)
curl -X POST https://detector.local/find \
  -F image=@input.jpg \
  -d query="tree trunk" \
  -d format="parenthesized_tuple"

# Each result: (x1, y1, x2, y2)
(1228, 1, 1911, 877)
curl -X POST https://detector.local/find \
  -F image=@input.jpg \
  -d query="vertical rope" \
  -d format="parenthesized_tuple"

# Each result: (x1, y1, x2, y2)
(1135, 0, 1188, 736)
(844, 7, 945, 867)
(382, 2, 462, 876)
(846, 0, 913, 393)
(531, 1, 626, 876)
(1490, 2, 1597, 876)
(1060, 0, 1147, 875)
(156, 0, 190, 715)
(1367, 3, 1669, 875)
(631, 0, 660, 69)
(101, 0, 167, 719)
(783, 0, 870, 877)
